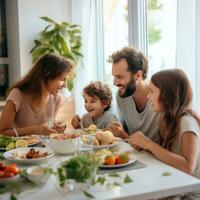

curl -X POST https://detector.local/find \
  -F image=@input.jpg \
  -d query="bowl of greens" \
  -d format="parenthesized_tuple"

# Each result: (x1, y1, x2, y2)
(57, 154, 99, 190)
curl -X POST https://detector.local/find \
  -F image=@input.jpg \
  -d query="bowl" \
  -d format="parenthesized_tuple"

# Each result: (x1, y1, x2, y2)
(0, 174, 20, 186)
(26, 166, 51, 184)
(49, 136, 79, 154)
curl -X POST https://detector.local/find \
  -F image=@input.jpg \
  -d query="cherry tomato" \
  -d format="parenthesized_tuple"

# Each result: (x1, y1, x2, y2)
(0, 162, 5, 171)
(1, 171, 15, 178)
(0, 170, 4, 177)
(104, 155, 116, 165)
(5, 163, 20, 175)
(115, 153, 130, 164)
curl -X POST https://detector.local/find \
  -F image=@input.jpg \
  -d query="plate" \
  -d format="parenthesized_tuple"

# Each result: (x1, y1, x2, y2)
(0, 135, 41, 151)
(3, 147, 54, 165)
(66, 128, 100, 136)
(0, 174, 20, 186)
(93, 141, 119, 150)
(99, 154, 137, 169)
(18, 135, 41, 146)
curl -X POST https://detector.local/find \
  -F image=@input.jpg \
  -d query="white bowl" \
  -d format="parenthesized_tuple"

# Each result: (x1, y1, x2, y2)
(0, 174, 20, 186)
(26, 166, 51, 184)
(49, 137, 79, 154)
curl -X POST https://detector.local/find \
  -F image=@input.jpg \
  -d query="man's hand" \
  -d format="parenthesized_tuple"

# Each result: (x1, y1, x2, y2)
(109, 121, 129, 139)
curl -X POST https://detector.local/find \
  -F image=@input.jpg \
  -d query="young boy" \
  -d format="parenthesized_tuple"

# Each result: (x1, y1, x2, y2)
(71, 81, 118, 129)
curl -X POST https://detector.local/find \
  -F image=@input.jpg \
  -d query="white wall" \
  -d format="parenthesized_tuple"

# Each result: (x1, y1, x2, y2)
(6, 0, 71, 85)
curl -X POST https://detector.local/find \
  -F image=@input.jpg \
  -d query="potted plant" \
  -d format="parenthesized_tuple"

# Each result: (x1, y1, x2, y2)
(30, 16, 83, 91)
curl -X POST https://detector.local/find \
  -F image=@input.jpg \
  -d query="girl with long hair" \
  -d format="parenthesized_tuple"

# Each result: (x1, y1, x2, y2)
(0, 53, 73, 136)
(129, 69, 200, 199)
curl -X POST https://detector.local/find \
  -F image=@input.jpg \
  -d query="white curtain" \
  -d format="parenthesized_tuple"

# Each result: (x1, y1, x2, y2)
(176, 0, 200, 113)
(70, 0, 100, 115)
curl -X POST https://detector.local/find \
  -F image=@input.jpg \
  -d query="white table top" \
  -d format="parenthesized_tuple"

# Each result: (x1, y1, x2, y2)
(2, 142, 200, 200)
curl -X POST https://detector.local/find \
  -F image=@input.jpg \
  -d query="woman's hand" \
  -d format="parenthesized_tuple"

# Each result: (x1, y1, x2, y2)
(71, 115, 81, 129)
(52, 121, 66, 132)
(33, 124, 57, 135)
(129, 131, 152, 150)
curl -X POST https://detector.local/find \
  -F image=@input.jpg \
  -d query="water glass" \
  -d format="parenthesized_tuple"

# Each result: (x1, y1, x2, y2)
(79, 135, 94, 154)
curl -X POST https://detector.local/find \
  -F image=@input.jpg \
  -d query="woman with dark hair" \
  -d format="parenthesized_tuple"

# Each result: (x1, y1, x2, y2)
(0, 53, 73, 136)
(129, 69, 200, 199)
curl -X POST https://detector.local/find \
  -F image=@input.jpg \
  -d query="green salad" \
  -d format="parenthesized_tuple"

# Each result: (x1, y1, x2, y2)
(57, 154, 100, 186)
(0, 135, 16, 149)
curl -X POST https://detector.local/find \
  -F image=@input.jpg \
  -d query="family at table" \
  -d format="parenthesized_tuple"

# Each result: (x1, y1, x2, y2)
(0, 47, 200, 199)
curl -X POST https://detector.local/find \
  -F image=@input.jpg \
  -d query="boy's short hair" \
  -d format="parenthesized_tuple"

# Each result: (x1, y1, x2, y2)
(83, 81, 112, 111)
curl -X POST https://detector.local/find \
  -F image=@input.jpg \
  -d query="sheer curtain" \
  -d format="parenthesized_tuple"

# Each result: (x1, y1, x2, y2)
(176, 0, 200, 113)
(70, 0, 103, 115)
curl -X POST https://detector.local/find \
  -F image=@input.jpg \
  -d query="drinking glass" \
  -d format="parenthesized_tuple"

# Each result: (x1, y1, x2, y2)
(79, 135, 94, 154)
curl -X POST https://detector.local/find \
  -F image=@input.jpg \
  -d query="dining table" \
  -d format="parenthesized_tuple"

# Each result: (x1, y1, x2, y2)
(1, 140, 200, 200)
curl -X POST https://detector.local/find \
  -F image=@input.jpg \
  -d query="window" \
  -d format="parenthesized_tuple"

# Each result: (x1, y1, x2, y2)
(147, 0, 177, 76)
(103, 0, 128, 86)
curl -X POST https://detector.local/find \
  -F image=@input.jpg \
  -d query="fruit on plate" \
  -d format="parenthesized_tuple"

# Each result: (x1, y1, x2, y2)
(115, 153, 131, 164)
(103, 153, 131, 165)
(88, 124, 97, 131)
(104, 155, 116, 165)
(15, 139, 28, 148)
(6, 142, 15, 151)
(0, 162, 20, 178)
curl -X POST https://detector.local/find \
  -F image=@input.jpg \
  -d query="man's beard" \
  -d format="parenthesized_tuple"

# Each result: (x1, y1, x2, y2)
(118, 77, 136, 98)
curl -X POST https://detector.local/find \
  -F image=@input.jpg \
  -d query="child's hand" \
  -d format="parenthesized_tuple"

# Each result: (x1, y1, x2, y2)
(71, 115, 81, 129)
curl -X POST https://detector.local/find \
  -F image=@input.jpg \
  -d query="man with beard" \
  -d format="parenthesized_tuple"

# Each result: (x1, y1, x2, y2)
(108, 47, 159, 142)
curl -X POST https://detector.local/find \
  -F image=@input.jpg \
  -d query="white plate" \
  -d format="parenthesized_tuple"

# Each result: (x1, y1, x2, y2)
(0, 174, 20, 186)
(93, 141, 119, 150)
(18, 135, 41, 146)
(66, 128, 100, 136)
(0, 135, 41, 151)
(3, 147, 54, 165)
(99, 154, 137, 169)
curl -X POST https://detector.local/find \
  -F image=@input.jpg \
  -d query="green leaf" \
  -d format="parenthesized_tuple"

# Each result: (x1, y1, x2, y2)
(162, 172, 172, 176)
(108, 173, 120, 178)
(41, 29, 57, 39)
(68, 24, 80, 29)
(124, 175, 133, 183)
(113, 182, 121, 186)
(32, 47, 50, 63)
(57, 167, 66, 187)
(83, 190, 95, 199)
(40, 16, 58, 25)
(10, 194, 17, 200)
(66, 78, 74, 91)
(96, 176, 106, 185)
(30, 16, 83, 91)
(41, 25, 52, 34)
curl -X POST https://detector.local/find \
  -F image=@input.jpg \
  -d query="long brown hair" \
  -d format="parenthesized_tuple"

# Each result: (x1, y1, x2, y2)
(9, 53, 73, 105)
(151, 69, 200, 150)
